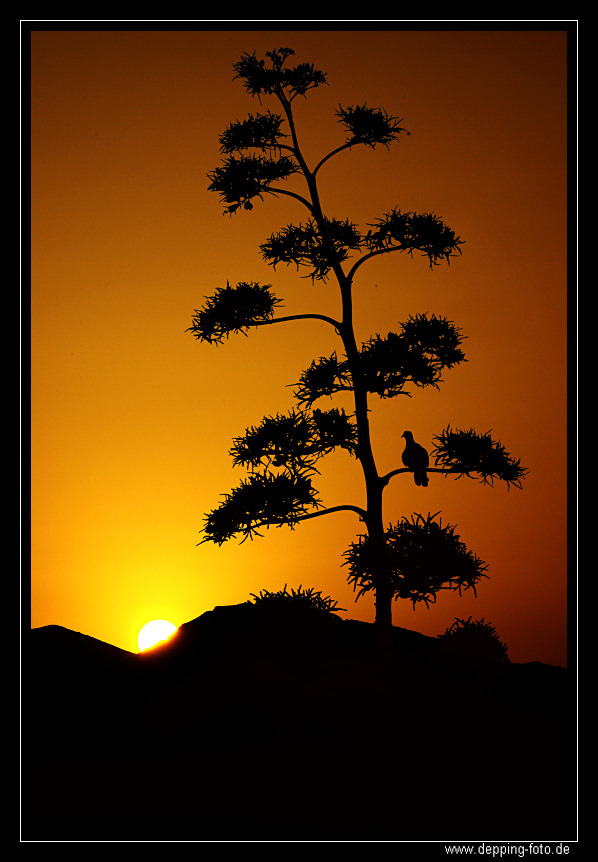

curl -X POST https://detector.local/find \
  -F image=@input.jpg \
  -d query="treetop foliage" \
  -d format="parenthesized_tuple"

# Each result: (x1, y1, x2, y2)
(233, 48, 328, 101)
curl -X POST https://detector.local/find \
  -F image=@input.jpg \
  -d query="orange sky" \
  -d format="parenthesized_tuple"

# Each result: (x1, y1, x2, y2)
(29, 27, 570, 666)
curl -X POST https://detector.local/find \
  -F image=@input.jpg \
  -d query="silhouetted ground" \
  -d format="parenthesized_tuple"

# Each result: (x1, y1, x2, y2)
(22, 604, 575, 841)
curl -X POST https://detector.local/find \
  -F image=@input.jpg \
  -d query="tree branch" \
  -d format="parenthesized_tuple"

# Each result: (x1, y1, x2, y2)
(253, 312, 342, 333)
(264, 185, 315, 211)
(312, 142, 356, 176)
(277, 143, 297, 154)
(212, 503, 367, 544)
(346, 245, 402, 282)
(380, 466, 463, 487)
(294, 504, 368, 523)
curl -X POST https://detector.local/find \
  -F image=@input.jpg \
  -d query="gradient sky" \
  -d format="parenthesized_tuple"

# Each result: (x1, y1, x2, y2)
(30, 27, 570, 666)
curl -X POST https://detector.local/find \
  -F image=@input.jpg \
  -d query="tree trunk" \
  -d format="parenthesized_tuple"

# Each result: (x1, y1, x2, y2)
(294, 139, 395, 638)
(366, 485, 393, 633)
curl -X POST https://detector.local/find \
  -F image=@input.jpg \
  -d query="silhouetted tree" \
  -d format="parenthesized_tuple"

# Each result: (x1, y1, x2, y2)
(189, 48, 526, 634)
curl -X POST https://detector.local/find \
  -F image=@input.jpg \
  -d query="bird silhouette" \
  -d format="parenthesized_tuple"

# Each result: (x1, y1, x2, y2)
(401, 431, 429, 487)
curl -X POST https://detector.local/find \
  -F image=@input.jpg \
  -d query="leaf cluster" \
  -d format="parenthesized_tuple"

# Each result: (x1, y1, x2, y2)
(336, 104, 407, 148)
(359, 314, 466, 398)
(260, 211, 463, 279)
(233, 48, 328, 101)
(250, 583, 345, 614)
(365, 208, 464, 268)
(219, 110, 287, 154)
(293, 314, 465, 405)
(293, 352, 353, 407)
(432, 426, 527, 489)
(230, 407, 357, 473)
(187, 281, 282, 344)
(343, 512, 488, 608)
(207, 153, 299, 214)
(261, 217, 362, 281)
(202, 471, 322, 545)
(359, 331, 438, 397)
(202, 405, 357, 545)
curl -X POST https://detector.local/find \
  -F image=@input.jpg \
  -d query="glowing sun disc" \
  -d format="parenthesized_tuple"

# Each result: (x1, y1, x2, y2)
(138, 619, 178, 651)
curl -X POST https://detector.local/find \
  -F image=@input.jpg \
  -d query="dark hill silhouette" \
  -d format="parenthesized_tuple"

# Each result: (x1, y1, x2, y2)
(22, 604, 574, 841)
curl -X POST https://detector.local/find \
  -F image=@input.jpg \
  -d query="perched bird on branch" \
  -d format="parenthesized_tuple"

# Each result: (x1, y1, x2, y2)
(401, 431, 429, 487)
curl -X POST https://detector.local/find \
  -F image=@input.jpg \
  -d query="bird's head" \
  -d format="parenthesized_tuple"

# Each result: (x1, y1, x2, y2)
(402, 430, 414, 440)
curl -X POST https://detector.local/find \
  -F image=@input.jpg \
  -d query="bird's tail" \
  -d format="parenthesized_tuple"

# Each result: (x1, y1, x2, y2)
(414, 471, 429, 487)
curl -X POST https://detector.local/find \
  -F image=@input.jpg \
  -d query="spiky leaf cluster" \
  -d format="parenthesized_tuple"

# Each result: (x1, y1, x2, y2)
(230, 407, 357, 472)
(219, 111, 287, 154)
(233, 48, 328, 101)
(250, 584, 345, 614)
(261, 218, 362, 281)
(433, 426, 527, 489)
(359, 314, 465, 398)
(343, 512, 488, 608)
(365, 208, 464, 268)
(293, 352, 353, 407)
(358, 332, 437, 397)
(311, 407, 358, 456)
(336, 104, 408, 148)
(202, 471, 322, 545)
(400, 314, 466, 369)
(207, 153, 299, 214)
(439, 616, 510, 666)
(293, 315, 465, 404)
(187, 281, 282, 344)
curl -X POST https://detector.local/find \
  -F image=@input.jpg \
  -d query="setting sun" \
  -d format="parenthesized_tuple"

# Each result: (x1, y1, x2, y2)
(137, 619, 178, 652)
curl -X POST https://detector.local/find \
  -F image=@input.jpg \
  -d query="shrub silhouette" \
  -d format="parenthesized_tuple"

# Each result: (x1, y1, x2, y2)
(438, 616, 509, 672)
(250, 584, 345, 615)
